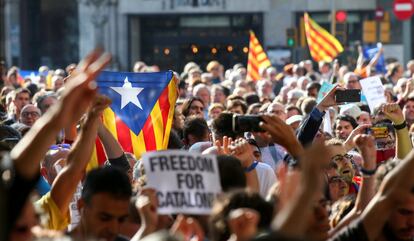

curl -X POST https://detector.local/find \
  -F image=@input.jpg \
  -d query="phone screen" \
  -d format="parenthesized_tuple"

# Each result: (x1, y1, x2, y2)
(335, 89, 361, 103)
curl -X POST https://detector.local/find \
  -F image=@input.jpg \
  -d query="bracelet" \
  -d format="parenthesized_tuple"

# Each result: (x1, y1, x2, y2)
(360, 167, 376, 177)
(393, 121, 407, 130)
(245, 161, 259, 172)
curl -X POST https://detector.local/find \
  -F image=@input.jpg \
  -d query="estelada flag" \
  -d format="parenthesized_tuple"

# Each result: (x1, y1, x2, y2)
(87, 71, 178, 170)
(247, 30, 272, 81)
(304, 13, 344, 62)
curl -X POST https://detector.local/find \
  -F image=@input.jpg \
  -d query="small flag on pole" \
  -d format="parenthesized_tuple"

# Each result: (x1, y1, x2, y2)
(247, 30, 272, 81)
(304, 13, 344, 62)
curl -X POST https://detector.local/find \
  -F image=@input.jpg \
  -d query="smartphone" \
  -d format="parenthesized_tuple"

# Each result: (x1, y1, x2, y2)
(366, 124, 393, 150)
(335, 89, 361, 103)
(232, 115, 264, 132)
(366, 126, 389, 139)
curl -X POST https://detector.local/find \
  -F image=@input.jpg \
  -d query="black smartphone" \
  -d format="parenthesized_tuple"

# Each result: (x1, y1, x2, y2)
(232, 115, 264, 132)
(335, 89, 361, 103)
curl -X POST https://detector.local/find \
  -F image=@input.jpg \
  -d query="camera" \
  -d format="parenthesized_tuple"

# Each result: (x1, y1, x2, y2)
(232, 115, 264, 133)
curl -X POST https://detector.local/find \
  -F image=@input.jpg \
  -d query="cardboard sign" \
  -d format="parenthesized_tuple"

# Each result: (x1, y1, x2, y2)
(359, 76, 386, 113)
(142, 150, 222, 215)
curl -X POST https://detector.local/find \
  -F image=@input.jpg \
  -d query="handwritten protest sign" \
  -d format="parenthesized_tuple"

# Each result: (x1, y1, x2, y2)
(360, 76, 386, 113)
(142, 150, 222, 215)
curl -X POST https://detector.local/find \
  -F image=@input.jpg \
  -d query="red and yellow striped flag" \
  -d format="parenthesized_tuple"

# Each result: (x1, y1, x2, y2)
(247, 31, 272, 81)
(304, 13, 344, 62)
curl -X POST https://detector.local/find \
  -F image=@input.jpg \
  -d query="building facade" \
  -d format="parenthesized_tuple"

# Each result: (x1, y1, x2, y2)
(1, 0, 413, 71)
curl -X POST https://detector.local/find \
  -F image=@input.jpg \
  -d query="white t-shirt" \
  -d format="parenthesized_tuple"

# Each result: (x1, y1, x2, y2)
(68, 183, 82, 231)
(260, 144, 286, 171)
(256, 162, 277, 198)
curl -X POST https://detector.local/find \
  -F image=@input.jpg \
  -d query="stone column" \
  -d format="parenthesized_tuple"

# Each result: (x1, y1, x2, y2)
(78, 0, 115, 64)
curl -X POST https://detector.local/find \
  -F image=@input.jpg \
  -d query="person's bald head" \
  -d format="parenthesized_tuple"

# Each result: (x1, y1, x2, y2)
(41, 147, 70, 184)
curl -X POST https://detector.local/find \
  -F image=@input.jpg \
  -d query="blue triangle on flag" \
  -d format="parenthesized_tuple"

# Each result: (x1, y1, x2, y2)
(96, 71, 173, 135)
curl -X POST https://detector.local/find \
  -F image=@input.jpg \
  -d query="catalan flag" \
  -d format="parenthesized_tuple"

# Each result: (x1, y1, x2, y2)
(304, 13, 344, 62)
(247, 30, 272, 81)
(87, 71, 178, 170)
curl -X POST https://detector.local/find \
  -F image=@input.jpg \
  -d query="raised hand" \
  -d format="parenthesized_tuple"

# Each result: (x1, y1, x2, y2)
(381, 103, 405, 125)
(54, 49, 111, 128)
(10, 49, 110, 180)
(260, 114, 303, 158)
(229, 138, 255, 168)
(344, 124, 371, 151)
(300, 143, 332, 191)
(170, 214, 205, 241)
(316, 85, 343, 111)
(215, 136, 232, 155)
(227, 208, 260, 241)
(273, 143, 331, 237)
(133, 188, 159, 240)
(354, 134, 376, 170)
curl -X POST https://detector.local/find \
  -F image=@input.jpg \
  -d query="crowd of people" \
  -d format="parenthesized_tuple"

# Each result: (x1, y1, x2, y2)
(2, 44, 414, 241)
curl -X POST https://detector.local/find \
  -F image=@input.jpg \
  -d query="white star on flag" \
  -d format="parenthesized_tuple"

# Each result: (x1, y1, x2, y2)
(111, 77, 144, 110)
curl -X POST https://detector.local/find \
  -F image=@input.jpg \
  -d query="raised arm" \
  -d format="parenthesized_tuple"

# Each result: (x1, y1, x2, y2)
(271, 143, 331, 238)
(297, 85, 340, 146)
(98, 122, 124, 159)
(356, 147, 414, 241)
(51, 95, 111, 216)
(260, 115, 304, 158)
(10, 50, 111, 179)
(356, 44, 364, 70)
(330, 135, 376, 236)
(381, 103, 412, 159)
(366, 44, 383, 69)
(5, 49, 110, 239)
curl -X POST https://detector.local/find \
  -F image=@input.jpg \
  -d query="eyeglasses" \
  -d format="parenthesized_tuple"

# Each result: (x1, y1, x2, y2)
(21, 111, 40, 118)
(331, 154, 353, 162)
(328, 176, 345, 185)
